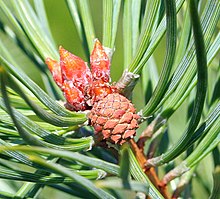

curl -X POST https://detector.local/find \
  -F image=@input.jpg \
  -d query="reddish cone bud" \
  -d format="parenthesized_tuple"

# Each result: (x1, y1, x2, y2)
(90, 80, 115, 103)
(59, 46, 93, 110)
(59, 46, 92, 89)
(46, 58, 62, 88)
(62, 80, 88, 111)
(90, 39, 110, 82)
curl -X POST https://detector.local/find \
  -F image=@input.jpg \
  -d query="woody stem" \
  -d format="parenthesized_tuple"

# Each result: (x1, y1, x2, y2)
(129, 138, 170, 199)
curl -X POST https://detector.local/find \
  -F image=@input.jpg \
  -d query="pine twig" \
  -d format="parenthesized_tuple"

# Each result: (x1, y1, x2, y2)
(129, 139, 170, 199)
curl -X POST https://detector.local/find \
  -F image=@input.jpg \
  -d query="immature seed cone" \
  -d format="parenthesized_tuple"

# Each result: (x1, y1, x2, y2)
(89, 93, 140, 145)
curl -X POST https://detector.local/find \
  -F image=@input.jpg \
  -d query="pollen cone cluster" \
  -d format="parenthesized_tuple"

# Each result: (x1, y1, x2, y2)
(89, 93, 140, 145)
(46, 39, 140, 145)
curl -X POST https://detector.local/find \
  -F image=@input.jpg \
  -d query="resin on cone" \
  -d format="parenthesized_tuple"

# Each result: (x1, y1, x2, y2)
(46, 39, 140, 144)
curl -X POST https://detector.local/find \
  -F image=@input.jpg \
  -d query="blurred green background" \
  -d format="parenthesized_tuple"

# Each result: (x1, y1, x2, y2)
(1, 0, 217, 198)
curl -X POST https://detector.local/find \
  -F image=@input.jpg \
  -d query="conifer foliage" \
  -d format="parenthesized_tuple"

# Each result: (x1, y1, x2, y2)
(0, 0, 219, 198)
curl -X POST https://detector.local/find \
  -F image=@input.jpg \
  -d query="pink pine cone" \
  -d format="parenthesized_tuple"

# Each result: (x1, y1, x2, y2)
(89, 93, 140, 145)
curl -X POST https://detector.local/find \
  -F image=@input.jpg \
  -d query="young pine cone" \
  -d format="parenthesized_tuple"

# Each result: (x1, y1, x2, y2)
(46, 39, 140, 145)
(89, 93, 140, 145)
